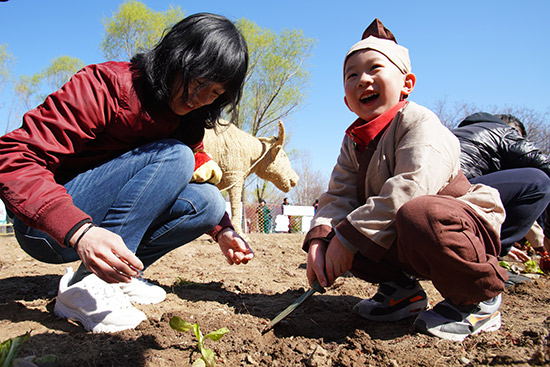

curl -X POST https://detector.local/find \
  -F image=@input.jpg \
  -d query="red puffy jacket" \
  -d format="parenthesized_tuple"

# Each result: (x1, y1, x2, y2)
(0, 61, 230, 245)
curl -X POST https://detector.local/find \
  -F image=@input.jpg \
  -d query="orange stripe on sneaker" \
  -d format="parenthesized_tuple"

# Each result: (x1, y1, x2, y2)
(389, 297, 407, 307)
(388, 295, 424, 306)
(467, 311, 499, 327)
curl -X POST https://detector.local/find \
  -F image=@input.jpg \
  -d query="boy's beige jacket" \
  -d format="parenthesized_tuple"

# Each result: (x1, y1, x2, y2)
(312, 102, 505, 258)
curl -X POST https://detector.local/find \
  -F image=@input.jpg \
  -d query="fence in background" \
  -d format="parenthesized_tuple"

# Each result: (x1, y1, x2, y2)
(239, 203, 315, 234)
(0, 200, 13, 236)
(0, 200, 316, 237)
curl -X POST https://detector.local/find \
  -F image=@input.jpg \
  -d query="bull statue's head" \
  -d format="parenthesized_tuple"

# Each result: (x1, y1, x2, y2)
(256, 121, 299, 192)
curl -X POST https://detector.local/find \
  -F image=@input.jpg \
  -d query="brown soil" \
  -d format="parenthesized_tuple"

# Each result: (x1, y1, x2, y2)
(1, 233, 549, 367)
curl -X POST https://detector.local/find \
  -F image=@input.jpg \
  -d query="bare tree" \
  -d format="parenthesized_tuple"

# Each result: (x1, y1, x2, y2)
(288, 151, 327, 206)
(431, 98, 550, 155)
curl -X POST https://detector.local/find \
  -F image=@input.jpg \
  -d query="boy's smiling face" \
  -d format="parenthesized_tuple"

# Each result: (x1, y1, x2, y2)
(344, 49, 415, 122)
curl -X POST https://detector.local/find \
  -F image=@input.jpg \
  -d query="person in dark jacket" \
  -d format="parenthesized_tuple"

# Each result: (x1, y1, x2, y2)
(452, 112, 550, 257)
(0, 13, 254, 333)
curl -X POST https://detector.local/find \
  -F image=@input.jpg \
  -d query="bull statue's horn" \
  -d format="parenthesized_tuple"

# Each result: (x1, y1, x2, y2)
(275, 120, 285, 146)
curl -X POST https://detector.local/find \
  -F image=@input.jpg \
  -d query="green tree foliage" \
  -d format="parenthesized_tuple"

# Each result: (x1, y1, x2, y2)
(0, 44, 15, 95)
(13, 74, 41, 111)
(6, 56, 84, 132)
(0, 44, 16, 132)
(15, 56, 84, 111)
(101, 0, 184, 61)
(235, 19, 315, 137)
(233, 20, 315, 203)
(40, 56, 85, 92)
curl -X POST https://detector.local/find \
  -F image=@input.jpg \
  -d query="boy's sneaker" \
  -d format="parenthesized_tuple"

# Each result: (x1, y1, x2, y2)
(353, 279, 428, 321)
(414, 294, 501, 341)
(54, 268, 147, 333)
(117, 277, 166, 304)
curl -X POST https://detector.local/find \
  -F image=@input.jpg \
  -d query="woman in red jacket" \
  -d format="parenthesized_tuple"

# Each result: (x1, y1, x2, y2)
(0, 13, 254, 333)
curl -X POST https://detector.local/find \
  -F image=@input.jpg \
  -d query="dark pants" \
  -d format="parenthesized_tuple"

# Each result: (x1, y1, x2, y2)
(350, 195, 507, 305)
(470, 168, 550, 255)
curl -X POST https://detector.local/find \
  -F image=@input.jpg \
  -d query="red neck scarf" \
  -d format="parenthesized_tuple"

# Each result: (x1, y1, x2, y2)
(345, 100, 407, 152)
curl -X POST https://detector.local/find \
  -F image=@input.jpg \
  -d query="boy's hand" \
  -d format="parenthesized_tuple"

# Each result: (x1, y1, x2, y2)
(307, 240, 328, 287)
(217, 228, 254, 265)
(325, 236, 354, 286)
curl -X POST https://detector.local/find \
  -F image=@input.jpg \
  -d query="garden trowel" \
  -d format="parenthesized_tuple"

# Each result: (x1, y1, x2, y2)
(263, 278, 325, 333)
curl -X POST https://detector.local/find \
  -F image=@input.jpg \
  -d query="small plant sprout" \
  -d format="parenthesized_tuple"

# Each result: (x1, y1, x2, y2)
(169, 316, 229, 367)
(0, 333, 57, 367)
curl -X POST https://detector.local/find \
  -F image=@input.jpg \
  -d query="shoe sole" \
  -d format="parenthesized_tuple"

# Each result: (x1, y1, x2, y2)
(128, 294, 166, 305)
(54, 298, 146, 333)
(117, 281, 167, 305)
(54, 299, 94, 331)
(416, 311, 501, 342)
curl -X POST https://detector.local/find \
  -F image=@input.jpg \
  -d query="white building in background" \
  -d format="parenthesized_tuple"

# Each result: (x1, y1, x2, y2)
(0, 200, 6, 224)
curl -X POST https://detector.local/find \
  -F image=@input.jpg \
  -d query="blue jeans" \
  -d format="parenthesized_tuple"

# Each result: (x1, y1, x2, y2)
(13, 139, 226, 268)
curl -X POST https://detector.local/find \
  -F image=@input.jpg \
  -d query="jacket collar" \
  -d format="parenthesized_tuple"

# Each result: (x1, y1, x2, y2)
(346, 100, 407, 152)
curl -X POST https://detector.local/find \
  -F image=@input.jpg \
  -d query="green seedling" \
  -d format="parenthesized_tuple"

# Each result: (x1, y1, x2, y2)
(169, 316, 229, 367)
(524, 259, 543, 274)
(499, 260, 512, 272)
(175, 276, 198, 287)
(0, 333, 29, 367)
(0, 333, 57, 367)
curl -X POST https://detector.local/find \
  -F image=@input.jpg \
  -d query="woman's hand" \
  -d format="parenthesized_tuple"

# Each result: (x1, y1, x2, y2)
(71, 224, 143, 283)
(217, 228, 254, 265)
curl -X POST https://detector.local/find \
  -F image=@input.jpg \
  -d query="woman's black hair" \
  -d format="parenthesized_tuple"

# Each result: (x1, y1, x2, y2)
(131, 13, 248, 128)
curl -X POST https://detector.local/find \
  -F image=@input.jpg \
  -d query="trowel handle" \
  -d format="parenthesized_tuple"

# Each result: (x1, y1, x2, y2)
(312, 278, 326, 294)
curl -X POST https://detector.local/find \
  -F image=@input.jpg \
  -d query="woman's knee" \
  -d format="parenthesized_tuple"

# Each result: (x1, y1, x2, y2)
(153, 139, 195, 181)
(176, 183, 226, 229)
(196, 184, 227, 225)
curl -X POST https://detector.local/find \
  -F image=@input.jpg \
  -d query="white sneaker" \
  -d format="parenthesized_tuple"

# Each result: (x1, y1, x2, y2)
(117, 277, 166, 304)
(54, 268, 147, 333)
(414, 294, 502, 341)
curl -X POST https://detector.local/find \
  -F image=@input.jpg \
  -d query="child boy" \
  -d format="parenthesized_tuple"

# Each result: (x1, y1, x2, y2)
(304, 19, 508, 341)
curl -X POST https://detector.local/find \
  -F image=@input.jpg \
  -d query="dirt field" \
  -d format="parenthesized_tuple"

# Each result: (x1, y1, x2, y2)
(1, 233, 549, 366)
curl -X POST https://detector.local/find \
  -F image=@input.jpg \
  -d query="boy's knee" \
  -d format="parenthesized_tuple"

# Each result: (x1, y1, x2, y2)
(396, 196, 432, 228)
(396, 196, 460, 238)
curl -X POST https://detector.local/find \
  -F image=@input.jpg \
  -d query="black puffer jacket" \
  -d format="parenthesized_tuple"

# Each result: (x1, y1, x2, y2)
(453, 112, 550, 238)
(452, 112, 550, 179)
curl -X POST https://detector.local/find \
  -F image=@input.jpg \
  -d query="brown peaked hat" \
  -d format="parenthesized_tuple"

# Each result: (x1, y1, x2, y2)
(348, 18, 410, 74)
(361, 18, 397, 43)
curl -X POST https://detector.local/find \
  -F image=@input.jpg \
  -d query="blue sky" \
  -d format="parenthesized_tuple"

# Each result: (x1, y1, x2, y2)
(1, 0, 549, 178)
